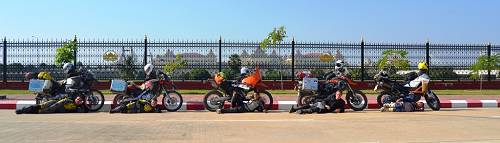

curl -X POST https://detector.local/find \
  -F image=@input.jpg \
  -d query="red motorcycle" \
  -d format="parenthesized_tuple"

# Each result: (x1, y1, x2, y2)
(111, 74, 183, 112)
(295, 71, 368, 111)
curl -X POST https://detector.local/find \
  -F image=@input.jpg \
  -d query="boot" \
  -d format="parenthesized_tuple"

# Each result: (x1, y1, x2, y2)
(110, 105, 125, 113)
(289, 105, 297, 113)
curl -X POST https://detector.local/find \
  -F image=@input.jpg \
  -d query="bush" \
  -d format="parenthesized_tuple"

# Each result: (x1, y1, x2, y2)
(310, 69, 325, 79)
(265, 69, 281, 80)
(189, 68, 211, 80)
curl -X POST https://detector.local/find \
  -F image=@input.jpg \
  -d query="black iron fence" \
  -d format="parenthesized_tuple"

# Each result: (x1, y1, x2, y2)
(1, 37, 499, 82)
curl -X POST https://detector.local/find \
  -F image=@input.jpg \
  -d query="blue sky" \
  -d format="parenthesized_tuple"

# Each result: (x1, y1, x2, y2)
(1, 0, 499, 43)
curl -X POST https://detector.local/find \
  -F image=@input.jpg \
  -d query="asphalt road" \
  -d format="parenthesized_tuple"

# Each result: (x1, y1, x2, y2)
(1, 109, 500, 143)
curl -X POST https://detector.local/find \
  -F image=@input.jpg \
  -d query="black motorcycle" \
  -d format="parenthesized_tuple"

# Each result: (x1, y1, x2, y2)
(373, 71, 440, 111)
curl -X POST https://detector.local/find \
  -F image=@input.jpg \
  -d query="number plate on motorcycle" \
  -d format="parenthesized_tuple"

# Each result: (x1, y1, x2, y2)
(110, 79, 127, 93)
(302, 78, 318, 91)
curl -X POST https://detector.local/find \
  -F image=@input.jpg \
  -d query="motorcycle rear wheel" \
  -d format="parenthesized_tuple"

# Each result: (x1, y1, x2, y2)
(203, 90, 224, 112)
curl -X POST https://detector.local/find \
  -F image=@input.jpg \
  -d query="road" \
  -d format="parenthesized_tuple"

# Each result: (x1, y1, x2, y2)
(1, 109, 500, 143)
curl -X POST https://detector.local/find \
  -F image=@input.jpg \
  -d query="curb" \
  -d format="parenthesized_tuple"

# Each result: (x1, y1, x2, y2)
(2, 99, 499, 112)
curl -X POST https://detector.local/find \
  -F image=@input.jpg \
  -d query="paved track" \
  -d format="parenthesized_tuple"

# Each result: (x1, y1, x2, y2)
(1, 109, 500, 143)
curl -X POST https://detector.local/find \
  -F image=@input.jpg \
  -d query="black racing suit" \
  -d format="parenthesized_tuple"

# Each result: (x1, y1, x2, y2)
(290, 94, 345, 114)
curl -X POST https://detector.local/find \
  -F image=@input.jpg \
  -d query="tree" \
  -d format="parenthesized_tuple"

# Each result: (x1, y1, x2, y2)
(259, 26, 287, 50)
(163, 54, 187, 76)
(189, 68, 211, 80)
(55, 39, 77, 66)
(376, 50, 410, 74)
(8, 63, 24, 72)
(221, 69, 236, 80)
(470, 54, 500, 79)
(265, 69, 281, 80)
(259, 26, 288, 89)
(228, 54, 241, 75)
(118, 55, 137, 80)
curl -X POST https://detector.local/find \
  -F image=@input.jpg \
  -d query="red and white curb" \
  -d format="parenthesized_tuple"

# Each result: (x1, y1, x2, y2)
(1, 99, 499, 112)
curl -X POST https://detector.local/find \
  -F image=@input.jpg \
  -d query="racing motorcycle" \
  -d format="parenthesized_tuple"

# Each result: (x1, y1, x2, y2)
(295, 70, 368, 111)
(111, 73, 183, 112)
(203, 66, 273, 112)
(373, 71, 440, 111)
(30, 70, 105, 112)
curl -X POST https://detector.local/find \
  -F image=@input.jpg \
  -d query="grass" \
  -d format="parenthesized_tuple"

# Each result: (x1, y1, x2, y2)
(1, 89, 499, 95)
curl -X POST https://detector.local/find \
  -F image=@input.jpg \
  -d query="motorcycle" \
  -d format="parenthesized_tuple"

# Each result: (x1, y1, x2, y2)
(111, 73, 183, 112)
(30, 70, 104, 112)
(203, 66, 273, 112)
(295, 70, 368, 111)
(373, 71, 440, 111)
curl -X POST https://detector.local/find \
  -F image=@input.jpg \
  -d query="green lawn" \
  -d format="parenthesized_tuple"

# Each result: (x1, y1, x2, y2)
(1, 89, 499, 95)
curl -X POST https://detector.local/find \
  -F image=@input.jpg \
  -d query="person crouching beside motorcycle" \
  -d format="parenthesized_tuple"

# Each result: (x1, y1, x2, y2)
(110, 97, 161, 113)
(216, 92, 266, 114)
(289, 82, 346, 114)
(109, 64, 164, 113)
(16, 94, 87, 114)
(380, 94, 425, 112)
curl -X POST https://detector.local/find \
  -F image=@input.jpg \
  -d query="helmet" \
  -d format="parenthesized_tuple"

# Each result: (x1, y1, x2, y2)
(25, 72, 37, 80)
(144, 64, 154, 75)
(418, 62, 428, 70)
(62, 63, 75, 74)
(214, 72, 225, 85)
(240, 67, 250, 75)
(334, 60, 344, 70)
(37, 72, 53, 80)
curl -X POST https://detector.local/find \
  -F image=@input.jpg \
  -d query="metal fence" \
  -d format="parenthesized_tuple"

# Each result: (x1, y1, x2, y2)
(1, 37, 498, 82)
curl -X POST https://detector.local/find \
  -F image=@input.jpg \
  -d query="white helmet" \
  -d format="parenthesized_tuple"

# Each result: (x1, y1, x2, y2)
(144, 64, 154, 75)
(62, 63, 75, 74)
(240, 67, 250, 75)
(334, 60, 344, 70)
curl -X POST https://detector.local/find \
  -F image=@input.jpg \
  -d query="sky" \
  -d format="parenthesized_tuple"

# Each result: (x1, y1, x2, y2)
(1, 0, 499, 44)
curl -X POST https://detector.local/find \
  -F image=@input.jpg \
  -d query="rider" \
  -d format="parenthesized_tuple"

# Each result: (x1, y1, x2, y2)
(334, 60, 349, 77)
(289, 75, 346, 114)
(380, 98, 425, 112)
(216, 92, 266, 114)
(110, 64, 162, 113)
(16, 64, 88, 114)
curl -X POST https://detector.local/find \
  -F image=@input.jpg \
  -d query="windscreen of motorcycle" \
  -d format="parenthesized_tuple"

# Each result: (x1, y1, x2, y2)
(242, 67, 261, 87)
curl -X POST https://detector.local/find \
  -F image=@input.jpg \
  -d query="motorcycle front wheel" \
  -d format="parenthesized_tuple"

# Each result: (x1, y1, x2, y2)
(84, 89, 105, 112)
(162, 91, 183, 112)
(247, 90, 273, 110)
(376, 91, 395, 107)
(425, 90, 441, 111)
(346, 90, 368, 111)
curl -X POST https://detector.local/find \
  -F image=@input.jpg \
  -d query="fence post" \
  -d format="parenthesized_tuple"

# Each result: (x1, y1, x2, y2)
(291, 38, 295, 81)
(218, 36, 222, 72)
(360, 38, 365, 81)
(426, 40, 430, 74)
(73, 36, 78, 66)
(143, 35, 148, 66)
(3, 37, 6, 85)
(487, 43, 491, 81)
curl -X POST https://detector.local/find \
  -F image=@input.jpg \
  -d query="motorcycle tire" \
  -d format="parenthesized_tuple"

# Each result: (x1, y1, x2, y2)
(85, 89, 105, 112)
(203, 90, 225, 112)
(376, 91, 394, 107)
(248, 90, 273, 110)
(297, 94, 315, 107)
(112, 94, 128, 109)
(162, 91, 183, 112)
(425, 90, 441, 111)
(346, 90, 368, 111)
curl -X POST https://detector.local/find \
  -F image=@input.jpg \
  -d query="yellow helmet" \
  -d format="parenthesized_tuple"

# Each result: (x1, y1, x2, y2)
(37, 72, 53, 80)
(418, 62, 428, 70)
(143, 104, 153, 112)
